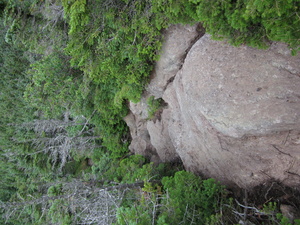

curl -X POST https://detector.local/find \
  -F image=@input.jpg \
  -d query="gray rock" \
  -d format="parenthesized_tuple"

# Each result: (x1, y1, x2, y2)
(124, 24, 201, 163)
(147, 108, 178, 162)
(180, 35, 300, 138)
(147, 24, 200, 98)
(125, 28, 300, 189)
(124, 110, 155, 158)
(163, 34, 300, 188)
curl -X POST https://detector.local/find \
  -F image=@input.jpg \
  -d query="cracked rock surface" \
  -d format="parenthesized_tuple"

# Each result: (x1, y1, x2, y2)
(124, 24, 300, 189)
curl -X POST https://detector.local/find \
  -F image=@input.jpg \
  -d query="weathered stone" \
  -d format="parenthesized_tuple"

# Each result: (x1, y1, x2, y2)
(147, 108, 178, 162)
(125, 27, 300, 189)
(124, 24, 201, 162)
(129, 95, 150, 120)
(163, 34, 300, 188)
(181, 35, 300, 138)
(147, 24, 200, 98)
(124, 110, 156, 158)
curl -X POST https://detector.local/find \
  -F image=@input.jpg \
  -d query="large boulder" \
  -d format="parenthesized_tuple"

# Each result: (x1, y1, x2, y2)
(125, 27, 300, 189)
(164, 34, 300, 188)
(178, 35, 300, 138)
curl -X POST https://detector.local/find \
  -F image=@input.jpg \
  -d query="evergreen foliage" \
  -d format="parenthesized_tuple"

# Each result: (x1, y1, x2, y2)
(152, 0, 300, 54)
(115, 171, 228, 225)
(160, 171, 226, 224)
(61, 0, 163, 155)
(24, 50, 82, 117)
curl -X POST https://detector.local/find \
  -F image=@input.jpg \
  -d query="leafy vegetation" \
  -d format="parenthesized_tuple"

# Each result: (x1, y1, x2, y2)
(152, 0, 300, 54)
(114, 171, 229, 225)
(147, 96, 163, 119)
(0, 0, 299, 224)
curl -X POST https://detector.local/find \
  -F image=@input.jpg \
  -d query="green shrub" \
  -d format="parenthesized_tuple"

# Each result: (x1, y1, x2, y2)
(60, 0, 164, 155)
(47, 184, 63, 197)
(152, 0, 300, 54)
(147, 96, 163, 119)
(115, 205, 152, 225)
(262, 202, 300, 225)
(48, 199, 73, 225)
(159, 171, 227, 224)
(24, 50, 82, 118)
(115, 171, 228, 225)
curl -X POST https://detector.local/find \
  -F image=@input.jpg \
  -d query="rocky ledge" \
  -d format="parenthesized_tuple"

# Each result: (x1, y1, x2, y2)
(124, 24, 300, 189)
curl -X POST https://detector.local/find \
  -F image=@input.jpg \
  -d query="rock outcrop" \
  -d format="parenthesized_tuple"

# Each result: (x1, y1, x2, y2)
(125, 24, 200, 163)
(125, 24, 300, 189)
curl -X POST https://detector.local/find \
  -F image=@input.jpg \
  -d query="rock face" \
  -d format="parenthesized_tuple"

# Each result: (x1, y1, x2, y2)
(125, 24, 300, 189)
(147, 24, 201, 98)
(125, 24, 200, 163)
(181, 35, 300, 138)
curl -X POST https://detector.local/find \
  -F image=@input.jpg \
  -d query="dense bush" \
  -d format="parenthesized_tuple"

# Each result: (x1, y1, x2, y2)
(115, 171, 228, 225)
(60, 0, 164, 155)
(153, 0, 300, 54)
(160, 171, 227, 224)
(24, 50, 82, 117)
